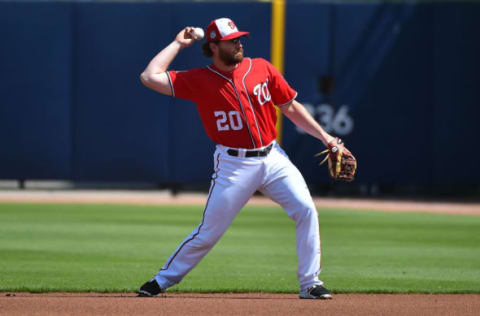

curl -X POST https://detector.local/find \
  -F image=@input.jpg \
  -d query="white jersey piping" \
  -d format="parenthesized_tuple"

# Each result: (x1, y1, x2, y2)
(242, 59, 264, 147)
(166, 71, 175, 97)
(277, 92, 298, 107)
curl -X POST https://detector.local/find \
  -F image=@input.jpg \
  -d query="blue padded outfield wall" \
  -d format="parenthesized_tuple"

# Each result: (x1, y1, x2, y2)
(0, 1, 479, 187)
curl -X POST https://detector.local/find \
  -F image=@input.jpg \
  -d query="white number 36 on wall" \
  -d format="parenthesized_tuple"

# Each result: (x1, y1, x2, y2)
(297, 104, 354, 136)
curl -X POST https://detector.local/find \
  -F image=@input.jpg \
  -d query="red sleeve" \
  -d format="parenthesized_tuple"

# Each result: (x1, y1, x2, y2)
(265, 60, 297, 107)
(167, 69, 200, 101)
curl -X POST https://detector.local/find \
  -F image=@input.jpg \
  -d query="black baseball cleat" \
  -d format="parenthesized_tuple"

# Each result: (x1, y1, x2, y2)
(137, 279, 164, 297)
(299, 285, 333, 299)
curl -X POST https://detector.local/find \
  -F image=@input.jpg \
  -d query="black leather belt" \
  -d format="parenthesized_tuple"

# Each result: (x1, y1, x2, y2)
(227, 143, 273, 157)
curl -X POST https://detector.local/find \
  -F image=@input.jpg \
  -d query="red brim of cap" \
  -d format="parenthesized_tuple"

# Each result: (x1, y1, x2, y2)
(219, 31, 250, 41)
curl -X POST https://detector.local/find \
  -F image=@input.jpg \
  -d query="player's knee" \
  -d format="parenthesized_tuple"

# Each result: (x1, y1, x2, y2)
(191, 233, 220, 250)
(289, 201, 317, 222)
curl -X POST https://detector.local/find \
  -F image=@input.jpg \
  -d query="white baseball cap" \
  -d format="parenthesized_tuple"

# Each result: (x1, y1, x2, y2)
(206, 18, 249, 42)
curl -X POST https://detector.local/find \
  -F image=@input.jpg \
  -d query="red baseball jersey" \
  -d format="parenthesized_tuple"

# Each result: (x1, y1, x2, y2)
(167, 58, 297, 149)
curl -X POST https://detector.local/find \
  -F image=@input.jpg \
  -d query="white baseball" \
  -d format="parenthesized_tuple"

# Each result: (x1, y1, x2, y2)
(193, 27, 204, 40)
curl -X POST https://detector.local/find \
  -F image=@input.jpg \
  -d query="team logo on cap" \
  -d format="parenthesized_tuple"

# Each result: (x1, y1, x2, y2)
(228, 21, 236, 30)
(210, 31, 216, 40)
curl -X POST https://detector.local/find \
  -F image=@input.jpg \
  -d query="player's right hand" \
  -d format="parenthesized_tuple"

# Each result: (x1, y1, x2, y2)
(175, 27, 199, 49)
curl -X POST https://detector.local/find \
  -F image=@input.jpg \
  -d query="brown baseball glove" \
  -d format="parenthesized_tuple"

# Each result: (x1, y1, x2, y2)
(315, 137, 357, 182)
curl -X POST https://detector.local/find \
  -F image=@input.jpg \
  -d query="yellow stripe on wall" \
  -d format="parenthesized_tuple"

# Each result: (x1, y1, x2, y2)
(271, 0, 286, 145)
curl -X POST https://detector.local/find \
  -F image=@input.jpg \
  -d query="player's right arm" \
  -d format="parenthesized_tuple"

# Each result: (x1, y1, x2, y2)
(140, 27, 199, 96)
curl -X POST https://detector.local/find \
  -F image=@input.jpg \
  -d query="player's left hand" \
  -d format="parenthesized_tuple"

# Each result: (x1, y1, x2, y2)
(315, 137, 357, 182)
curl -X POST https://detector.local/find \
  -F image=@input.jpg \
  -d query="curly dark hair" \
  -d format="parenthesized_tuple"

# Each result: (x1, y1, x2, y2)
(202, 41, 216, 58)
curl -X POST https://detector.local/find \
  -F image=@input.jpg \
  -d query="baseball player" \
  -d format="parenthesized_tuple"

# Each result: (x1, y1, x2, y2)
(138, 18, 340, 299)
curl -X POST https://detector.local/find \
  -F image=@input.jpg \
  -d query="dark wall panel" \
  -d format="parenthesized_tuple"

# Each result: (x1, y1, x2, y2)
(432, 4, 480, 185)
(72, 3, 173, 181)
(0, 1, 479, 188)
(0, 3, 73, 179)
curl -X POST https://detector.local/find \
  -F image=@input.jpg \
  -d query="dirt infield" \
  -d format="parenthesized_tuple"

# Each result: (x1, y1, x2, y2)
(1, 190, 479, 315)
(0, 190, 479, 215)
(1, 292, 479, 316)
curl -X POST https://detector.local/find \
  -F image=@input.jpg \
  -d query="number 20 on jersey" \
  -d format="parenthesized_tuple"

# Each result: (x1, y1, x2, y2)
(214, 111, 243, 131)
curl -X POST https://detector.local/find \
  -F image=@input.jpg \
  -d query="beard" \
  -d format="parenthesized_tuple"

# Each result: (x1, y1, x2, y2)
(218, 46, 244, 66)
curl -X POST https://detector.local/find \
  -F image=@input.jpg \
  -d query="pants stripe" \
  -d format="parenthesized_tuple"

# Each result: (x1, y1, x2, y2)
(160, 153, 221, 271)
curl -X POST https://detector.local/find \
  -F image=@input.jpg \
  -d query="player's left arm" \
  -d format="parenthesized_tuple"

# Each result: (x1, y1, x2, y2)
(264, 59, 337, 147)
(280, 100, 335, 147)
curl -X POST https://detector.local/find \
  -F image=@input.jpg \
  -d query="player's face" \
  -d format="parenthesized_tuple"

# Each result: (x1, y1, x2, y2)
(216, 37, 244, 66)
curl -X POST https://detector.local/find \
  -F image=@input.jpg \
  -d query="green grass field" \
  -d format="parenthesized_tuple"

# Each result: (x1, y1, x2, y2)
(0, 202, 479, 294)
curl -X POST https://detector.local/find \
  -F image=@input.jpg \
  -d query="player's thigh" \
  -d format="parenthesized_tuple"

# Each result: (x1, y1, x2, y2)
(261, 157, 316, 219)
(200, 152, 262, 235)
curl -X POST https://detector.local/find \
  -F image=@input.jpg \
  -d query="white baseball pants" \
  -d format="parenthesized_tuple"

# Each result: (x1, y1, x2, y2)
(154, 142, 323, 291)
